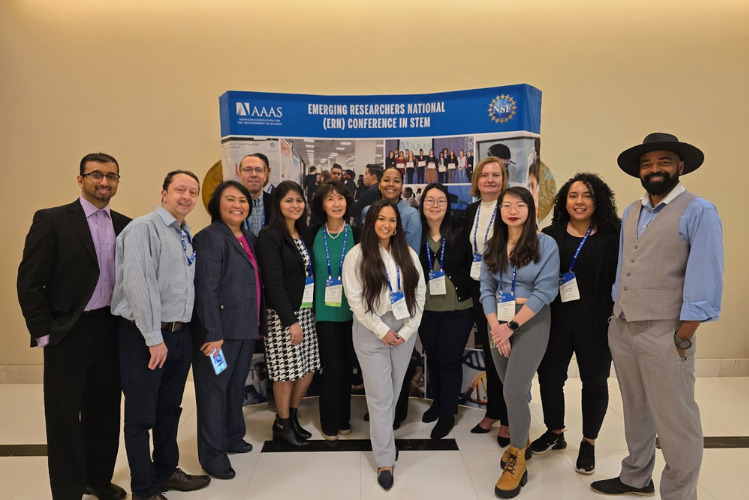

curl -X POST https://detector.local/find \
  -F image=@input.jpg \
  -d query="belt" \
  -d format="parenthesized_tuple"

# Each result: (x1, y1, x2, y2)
(161, 321, 186, 332)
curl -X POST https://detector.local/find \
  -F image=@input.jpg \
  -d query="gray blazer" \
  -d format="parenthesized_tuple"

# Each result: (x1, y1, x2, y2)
(192, 220, 265, 343)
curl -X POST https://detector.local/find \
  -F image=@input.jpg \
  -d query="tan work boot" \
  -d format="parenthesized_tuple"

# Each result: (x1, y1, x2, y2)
(500, 437, 532, 468)
(495, 446, 528, 498)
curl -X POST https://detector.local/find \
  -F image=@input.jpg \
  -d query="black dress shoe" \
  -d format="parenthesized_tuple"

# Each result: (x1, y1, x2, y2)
(497, 435, 511, 447)
(289, 407, 312, 439)
(84, 483, 127, 500)
(590, 477, 655, 496)
(161, 468, 211, 492)
(203, 466, 236, 480)
(273, 417, 309, 447)
(377, 468, 394, 491)
(228, 439, 253, 453)
(422, 404, 440, 423)
(392, 419, 403, 430)
(364, 412, 370, 421)
(132, 494, 167, 500)
(430, 415, 454, 440)
(470, 422, 492, 434)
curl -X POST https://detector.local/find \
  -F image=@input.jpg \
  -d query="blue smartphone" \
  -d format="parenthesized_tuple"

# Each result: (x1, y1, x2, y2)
(210, 348, 228, 375)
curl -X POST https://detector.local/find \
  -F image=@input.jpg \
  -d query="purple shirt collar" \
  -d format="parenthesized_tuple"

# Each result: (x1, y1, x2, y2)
(80, 195, 111, 218)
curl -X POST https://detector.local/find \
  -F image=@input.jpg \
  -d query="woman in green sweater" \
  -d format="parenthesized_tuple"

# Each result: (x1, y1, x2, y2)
(310, 180, 360, 441)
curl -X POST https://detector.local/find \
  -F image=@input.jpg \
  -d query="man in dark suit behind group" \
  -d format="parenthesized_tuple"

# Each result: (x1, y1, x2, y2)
(17, 153, 131, 500)
(352, 164, 383, 226)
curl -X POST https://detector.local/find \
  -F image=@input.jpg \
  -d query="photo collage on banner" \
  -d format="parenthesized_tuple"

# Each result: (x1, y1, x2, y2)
(218, 85, 552, 406)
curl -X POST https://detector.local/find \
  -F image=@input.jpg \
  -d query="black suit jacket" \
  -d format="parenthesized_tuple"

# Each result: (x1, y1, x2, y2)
(542, 222, 620, 329)
(17, 199, 131, 347)
(192, 220, 266, 343)
(255, 226, 314, 328)
(352, 183, 381, 225)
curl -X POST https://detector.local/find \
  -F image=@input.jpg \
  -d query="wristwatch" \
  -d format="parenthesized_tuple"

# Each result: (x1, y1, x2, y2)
(673, 334, 692, 350)
(508, 320, 520, 332)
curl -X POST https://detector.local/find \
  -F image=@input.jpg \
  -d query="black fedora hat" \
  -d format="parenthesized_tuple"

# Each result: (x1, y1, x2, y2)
(617, 132, 704, 177)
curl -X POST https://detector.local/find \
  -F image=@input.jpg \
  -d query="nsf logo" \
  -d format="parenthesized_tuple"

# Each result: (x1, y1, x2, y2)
(488, 95, 516, 124)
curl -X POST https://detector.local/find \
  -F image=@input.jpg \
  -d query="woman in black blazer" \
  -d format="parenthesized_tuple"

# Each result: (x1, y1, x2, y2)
(417, 184, 475, 439)
(256, 181, 320, 447)
(533, 173, 620, 475)
(192, 181, 264, 480)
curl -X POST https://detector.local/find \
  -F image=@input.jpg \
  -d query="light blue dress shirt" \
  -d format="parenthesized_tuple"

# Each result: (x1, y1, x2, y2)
(360, 199, 422, 253)
(612, 183, 724, 322)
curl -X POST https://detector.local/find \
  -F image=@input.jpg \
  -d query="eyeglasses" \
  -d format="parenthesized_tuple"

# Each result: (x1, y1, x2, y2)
(500, 203, 528, 210)
(240, 167, 266, 175)
(82, 171, 120, 182)
(423, 199, 448, 207)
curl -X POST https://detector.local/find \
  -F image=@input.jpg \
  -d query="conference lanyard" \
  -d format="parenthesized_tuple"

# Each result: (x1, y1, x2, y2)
(425, 237, 445, 272)
(473, 203, 498, 254)
(299, 238, 314, 309)
(242, 206, 266, 232)
(385, 263, 409, 320)
(385, 264, 400, 293)
(567, 225, 593, 273)
(323, 224, 349, 280)
(298, 238, 314, 279)
(559, 225, 593, 303)
(426, 237, 447, 296)
(498, 267, 517, 296)
(496, 266, 517, 323)
(180, 228, 195, 266)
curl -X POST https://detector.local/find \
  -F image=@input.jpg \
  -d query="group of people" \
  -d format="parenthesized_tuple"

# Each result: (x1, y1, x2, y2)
(386, 148, 474, 184)
(17, 132, 723, 500)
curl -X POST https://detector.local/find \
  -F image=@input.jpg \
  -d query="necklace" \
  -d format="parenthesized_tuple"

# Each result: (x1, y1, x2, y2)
(326, 222, 345, 239)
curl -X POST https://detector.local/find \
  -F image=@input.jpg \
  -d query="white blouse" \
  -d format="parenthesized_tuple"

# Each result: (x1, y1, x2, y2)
(342, 243, 426, 341)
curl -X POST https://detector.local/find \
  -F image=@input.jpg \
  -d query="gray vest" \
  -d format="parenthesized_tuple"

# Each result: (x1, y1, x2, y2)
(613, 190, 695, 321)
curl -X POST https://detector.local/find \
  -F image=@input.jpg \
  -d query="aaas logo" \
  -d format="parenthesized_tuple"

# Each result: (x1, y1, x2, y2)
(236, 102, 283, 118)
(488, 95, 516, 124)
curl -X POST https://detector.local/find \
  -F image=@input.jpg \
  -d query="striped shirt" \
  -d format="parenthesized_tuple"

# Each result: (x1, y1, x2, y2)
(111, 206, 196, 346)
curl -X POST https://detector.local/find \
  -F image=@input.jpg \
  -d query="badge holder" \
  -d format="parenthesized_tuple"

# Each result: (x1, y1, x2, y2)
(559, 272, 580, 303)
(210, 348, 228, 375)
(471, 203, 497, 280)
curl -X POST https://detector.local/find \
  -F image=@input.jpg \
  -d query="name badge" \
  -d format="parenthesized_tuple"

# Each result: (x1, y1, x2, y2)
(559, 272, 580, 303)
(428, 270, 446, 296)
(325, 277, 343, 307)
(470, 253, 483, 280)
(496, 292, 516, 322)
(390, 290, 409, 320)
(210, 348, 228, 375)
(302, 277, 314, 308)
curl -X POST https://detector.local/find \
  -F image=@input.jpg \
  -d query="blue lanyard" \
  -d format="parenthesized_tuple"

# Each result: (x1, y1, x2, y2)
(298, 238, 313, 278)
(426, 237, 445, 271)
(473, 203, 497, 254)
(242, 205, 266, 232)
(180, 228, 195, 266)
(499, 267, 517, 295)
(568, 225, 593, 272)
(385, 264, 401, 293)
(323, 224, 349, 279)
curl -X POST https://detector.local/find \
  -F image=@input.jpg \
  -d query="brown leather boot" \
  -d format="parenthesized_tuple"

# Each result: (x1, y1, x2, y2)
(495, 446, 528, 498)
(500, 437, 532, 468)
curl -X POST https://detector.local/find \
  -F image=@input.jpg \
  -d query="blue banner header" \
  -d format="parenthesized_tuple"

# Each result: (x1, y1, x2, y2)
(219, 84, 541, 139)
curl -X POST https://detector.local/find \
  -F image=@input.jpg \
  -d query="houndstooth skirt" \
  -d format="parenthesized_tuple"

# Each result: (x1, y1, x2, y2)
(264, 307, 320, 381)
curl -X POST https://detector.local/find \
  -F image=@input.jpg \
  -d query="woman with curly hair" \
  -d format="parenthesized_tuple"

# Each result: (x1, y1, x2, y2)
(532, 172, 621, 476)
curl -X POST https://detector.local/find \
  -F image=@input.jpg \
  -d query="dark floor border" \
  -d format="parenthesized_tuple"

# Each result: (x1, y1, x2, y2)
(261, 438, 459, 453)
(656, 436, 749, 449)
(0, 445, 48, 457)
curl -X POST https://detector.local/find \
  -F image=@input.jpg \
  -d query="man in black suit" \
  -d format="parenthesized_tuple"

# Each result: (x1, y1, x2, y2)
(17, 153, 131, 500)
(237, 154, 274, 236)
(352, 164, 383, 226)
(343, 169, 357, 197)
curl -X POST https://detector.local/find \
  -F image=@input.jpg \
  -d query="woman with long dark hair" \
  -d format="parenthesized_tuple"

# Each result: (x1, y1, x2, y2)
(532, 173, 620, 475)
(342, 199, 426, 491)
(256, 181, 320, 448)
(310, 181, 359, 441)
(480, 187, 559, 498)
(466, 157, 511, 444)
(192, 181, 264, 479)
(417, 184, 474, 439)
(405, 150, 416, 185)
(446, 150, 458, 183)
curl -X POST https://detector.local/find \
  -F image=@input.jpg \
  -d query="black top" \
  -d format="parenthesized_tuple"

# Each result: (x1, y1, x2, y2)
(418, 223, 473, 303)
(255, 226, 314, 328)
(385, 157, 396, 168)
(558, 232, 597, 295)
(352, 183, 381, 225)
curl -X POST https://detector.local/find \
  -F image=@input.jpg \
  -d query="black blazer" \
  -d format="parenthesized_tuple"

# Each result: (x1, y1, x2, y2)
(352, 183, 381, 225)
(192, 220, 266, 344)
(17, 199, 131, 347)
(255, 226, 314, 328)
(542, 222, 620, 330)
(419, 221, 474, 303)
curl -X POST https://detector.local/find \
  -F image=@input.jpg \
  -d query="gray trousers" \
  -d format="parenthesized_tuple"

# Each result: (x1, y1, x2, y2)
(609, 316, 702, 500)
(353, 312, 416, 468)
(490, 305, 551, 449)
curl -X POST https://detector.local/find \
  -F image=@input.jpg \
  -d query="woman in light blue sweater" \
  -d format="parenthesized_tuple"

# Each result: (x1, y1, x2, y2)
(479, 186, 559, 499)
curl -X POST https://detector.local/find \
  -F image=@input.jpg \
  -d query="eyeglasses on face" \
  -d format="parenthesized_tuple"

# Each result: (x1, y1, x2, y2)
(240, 167, 266, 174)
(423, 199, 448, 207)
(82, 171, 120, 182)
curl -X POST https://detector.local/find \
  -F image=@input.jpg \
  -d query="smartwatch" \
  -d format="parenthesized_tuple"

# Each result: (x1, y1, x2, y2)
(508, 320, 520, 332)
(673, 334, 692, 350)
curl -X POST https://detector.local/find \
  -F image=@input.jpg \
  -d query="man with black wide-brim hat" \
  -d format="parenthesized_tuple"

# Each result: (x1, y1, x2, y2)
(591, 133, 724, 499)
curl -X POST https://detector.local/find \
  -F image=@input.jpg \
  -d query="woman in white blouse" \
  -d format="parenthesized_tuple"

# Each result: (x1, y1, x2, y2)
(342, 199, 426, 491)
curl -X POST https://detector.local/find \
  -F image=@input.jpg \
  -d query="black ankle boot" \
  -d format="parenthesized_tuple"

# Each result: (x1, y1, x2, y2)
(289, 407, 312, 439)
(273, 417, 309, 447)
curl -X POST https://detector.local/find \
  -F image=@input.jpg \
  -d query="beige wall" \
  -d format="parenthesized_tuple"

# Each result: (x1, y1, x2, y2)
(1, 0, 748, 366)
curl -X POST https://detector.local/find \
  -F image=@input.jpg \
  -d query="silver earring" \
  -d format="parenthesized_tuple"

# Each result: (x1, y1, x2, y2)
(392, 230, 397, 235)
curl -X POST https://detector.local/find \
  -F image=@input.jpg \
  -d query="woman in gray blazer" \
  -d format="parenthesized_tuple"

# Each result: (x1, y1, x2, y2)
(192, 181, 265, 480)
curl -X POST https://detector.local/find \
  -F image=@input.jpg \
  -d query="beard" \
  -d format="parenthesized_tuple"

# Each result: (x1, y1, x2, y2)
(641, 170, 680, 196)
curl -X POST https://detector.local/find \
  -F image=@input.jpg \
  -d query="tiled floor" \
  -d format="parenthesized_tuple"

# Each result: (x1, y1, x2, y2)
(0, 378, 747, 499)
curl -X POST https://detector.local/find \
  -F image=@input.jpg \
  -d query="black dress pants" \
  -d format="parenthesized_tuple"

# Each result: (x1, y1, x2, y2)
(117, 319, 193, 498)
(193, 337, 255, 472)
(536, 296, 612, 439)
(316, 320, 354, 435)
(419, 309, 474, 416)
(43, 308, 121, 500)
(471, 279, 509, 425)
